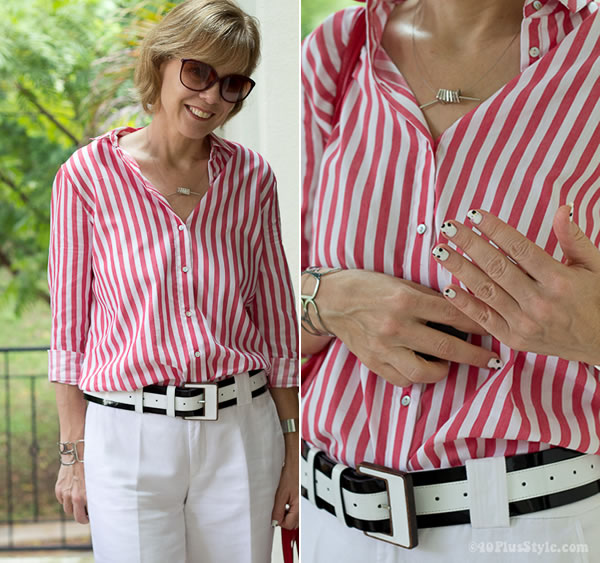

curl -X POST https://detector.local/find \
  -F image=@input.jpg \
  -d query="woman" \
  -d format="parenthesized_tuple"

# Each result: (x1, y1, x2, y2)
(301, 0, 600, 561)
(48, 1, 298, 561)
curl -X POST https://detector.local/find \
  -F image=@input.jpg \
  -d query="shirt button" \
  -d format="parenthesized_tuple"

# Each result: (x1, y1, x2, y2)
(401, 395, 411, 407)
(178, 225, 185, 231)
(529, 46, 540, 57)
(185, 311, 193, 317)
(533, 0, 543, 9)
(182, 266, 189, 273)
(194, 351, 201, 358)
(417, 223, 427, 235)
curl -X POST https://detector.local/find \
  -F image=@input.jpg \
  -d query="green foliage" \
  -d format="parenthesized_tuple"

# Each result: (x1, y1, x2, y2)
(301, 0, 357, 39)
(0, 0, 179, 317)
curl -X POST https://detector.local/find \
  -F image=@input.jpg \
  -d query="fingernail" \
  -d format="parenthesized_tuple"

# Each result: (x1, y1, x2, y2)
(441, 221, 457, 238)
(443, 288, 456, 298)
(488, 358, 504, 370)
(271, 520, 279, 527)
(568, 201, 574, 222)
(467, 209, 483, 225)
(432, 246, 450, 261)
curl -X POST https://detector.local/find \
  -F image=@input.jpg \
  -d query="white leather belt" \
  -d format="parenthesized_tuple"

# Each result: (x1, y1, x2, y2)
(301, 444, 600, 549)
(84, 371, 267, 420)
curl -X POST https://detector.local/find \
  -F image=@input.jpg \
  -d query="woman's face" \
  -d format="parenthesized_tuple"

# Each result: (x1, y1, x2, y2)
(156, 58, 238, 140)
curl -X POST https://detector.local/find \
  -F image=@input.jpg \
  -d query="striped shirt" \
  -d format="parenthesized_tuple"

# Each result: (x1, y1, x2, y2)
(301, 0, 600, 471)
(48, 127, 298, 392)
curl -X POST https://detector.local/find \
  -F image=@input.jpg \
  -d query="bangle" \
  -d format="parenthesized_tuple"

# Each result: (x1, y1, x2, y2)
(301, 267, 341, 337)
(280, 418, 298, 433)
(58, 439, 85, 465)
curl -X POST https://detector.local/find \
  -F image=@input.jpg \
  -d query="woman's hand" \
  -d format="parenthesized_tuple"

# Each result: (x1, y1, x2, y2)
(310, 269, 503, 387)
(432, 205, 600, 365)
(271, 436, 299, 529)
(55, 459, 89, 524)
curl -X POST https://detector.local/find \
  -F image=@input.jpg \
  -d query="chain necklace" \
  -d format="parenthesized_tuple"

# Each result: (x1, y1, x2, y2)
(145, 128, 207, 198)
(412, 2, 521, 110)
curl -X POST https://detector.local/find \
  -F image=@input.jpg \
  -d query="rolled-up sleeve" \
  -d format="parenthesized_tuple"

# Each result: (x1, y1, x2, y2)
(47, 166, 93, 385)
(250, 172, 299, 388)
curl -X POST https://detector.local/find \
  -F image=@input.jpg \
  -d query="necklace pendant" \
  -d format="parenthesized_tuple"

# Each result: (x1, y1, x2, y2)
(176, 187, 191, 196)
(436, 89, 462, 104)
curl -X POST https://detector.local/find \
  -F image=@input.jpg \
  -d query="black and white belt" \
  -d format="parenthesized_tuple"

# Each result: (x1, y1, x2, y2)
(83, 370, 268, 420)
(301, 440, 600, 549)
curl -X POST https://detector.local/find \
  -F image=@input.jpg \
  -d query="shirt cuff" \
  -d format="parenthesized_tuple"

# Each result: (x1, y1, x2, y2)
(267, 357, 299, 388)
(48, 349, 84, 385)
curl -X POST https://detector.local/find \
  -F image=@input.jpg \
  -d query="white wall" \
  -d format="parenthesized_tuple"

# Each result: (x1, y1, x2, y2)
(222, 0, 300, 300)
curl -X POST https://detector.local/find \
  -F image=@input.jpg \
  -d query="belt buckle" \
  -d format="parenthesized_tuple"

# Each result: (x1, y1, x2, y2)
(180, 383, 218, 421)
(357, 462, 418, 549)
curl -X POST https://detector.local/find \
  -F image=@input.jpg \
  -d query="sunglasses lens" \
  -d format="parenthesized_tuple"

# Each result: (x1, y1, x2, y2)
(221, 75, 254, 103)
(181, 60, 216, 91)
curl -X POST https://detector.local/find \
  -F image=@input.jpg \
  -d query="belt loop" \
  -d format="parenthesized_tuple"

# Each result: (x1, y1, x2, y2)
(465, 456, 510, 528)
(134, 389, 144, 414)
(331, 463, 348, 525)
(306, 447, 319, 505)
(234, 372, 251, 406)
(166, 385, 176, 417)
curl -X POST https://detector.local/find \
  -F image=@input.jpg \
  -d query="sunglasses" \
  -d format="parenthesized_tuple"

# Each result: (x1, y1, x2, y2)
(179, 59, 255, 103)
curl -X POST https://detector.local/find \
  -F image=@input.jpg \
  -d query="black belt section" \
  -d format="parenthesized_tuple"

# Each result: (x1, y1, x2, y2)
(301, 440, 600, 532)
(84, 369, 267, 417)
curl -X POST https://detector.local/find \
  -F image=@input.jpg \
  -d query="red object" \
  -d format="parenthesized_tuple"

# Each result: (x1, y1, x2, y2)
(281, 527, 299, 563)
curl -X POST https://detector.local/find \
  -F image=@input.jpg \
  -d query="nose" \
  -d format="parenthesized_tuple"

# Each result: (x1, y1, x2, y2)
(199, 82, 221, 105)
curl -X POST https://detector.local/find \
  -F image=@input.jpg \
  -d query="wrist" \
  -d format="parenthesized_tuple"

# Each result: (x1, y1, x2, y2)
(301, 267, 344, 336)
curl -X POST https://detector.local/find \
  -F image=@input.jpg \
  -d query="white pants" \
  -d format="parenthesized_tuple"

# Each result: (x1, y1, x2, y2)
(84, 381, 285, 563)
(302, 479, 600, 562)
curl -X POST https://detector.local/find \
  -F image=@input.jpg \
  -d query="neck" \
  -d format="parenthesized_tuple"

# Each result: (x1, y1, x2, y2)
(145, 110, 210, 169)
(417, 0, 524, 46)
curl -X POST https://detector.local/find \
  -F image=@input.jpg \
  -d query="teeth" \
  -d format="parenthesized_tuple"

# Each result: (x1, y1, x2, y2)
(188, 106, 211, 119)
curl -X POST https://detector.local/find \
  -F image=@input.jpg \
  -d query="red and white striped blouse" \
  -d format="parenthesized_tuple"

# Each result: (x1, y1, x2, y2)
(48, 127, 298, 392)
(301, 0, 600, 471)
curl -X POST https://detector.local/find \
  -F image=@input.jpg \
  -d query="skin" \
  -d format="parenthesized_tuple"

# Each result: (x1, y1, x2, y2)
(55, 56, 299, 530)
(433, 205, 600, 366)
(302, 0, 528, 382)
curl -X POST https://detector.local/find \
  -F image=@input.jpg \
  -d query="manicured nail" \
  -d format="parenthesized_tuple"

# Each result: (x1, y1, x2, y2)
(443, 288, 456, 298)
(271, 520, 279, 527)
(432, 246, 450, 261)
(568, 201, 574, 222)
(488, 358, 504, 370)
(467, 209, 483, 225)
(441, 221, 457, 238)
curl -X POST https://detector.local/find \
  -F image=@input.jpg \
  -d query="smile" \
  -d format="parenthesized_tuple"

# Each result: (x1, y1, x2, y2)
(185, 105, 213, 120)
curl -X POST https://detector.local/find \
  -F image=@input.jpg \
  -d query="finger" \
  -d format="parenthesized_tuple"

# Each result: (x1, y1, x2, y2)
(404, 325, 504, 370)
(432, 243, 522, 319)
(418, 292, 491, 335)
(72, 496, 89, 524)
(553, 204, 600, 272)
(62, 492, 74, 516)
(364, 351, 448, 386)
(463, 209, 561, 280)
(271, 488, 287, 526)
(280, 500, 299, 529)
(443, 284, 510, 347)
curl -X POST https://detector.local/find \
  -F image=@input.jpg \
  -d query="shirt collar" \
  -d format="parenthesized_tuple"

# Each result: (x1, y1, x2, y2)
(362, 0, 594, 13)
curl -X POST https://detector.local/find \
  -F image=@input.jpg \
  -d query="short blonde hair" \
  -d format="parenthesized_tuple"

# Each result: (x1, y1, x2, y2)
(135, 0, 261, 118)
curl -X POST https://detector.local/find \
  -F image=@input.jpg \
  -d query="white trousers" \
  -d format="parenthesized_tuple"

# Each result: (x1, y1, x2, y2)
(302, 477, 600, 563)
(84, 380, 285, 563)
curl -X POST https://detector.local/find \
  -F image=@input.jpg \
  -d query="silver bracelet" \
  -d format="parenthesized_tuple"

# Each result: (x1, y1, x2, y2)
(280, 418, 298, 433)
(58, 439, 85, 465)
(300, 267, 341, 337)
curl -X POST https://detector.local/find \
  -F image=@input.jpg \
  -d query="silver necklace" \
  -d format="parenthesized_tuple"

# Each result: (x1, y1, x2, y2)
(145, 129, 206, 197)
(412, 3, 521, 110)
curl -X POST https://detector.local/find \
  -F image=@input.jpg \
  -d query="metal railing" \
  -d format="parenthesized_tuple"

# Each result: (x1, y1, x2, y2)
(0, 346, 92, 552)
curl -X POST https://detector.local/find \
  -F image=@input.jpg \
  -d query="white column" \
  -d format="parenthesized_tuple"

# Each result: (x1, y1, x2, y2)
(222, 0, 299, 300)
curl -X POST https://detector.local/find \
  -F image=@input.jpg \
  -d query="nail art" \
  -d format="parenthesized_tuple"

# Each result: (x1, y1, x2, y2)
(443, 288, 456, 298)
(271, 520, 279, 527)
(441, 221, 457, 238)
(568, 201, 574, 222)
(432, 246, 450, 261)
(487, 358, 504, 370)
(467, 209, 483, 225)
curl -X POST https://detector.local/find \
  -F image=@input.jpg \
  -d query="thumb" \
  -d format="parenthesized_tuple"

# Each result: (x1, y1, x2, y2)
(553, 204, 600, 271)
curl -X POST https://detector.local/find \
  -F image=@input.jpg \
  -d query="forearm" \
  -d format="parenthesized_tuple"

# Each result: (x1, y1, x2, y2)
(52, 382, 87, 442)
(269, 386, 299, 463)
